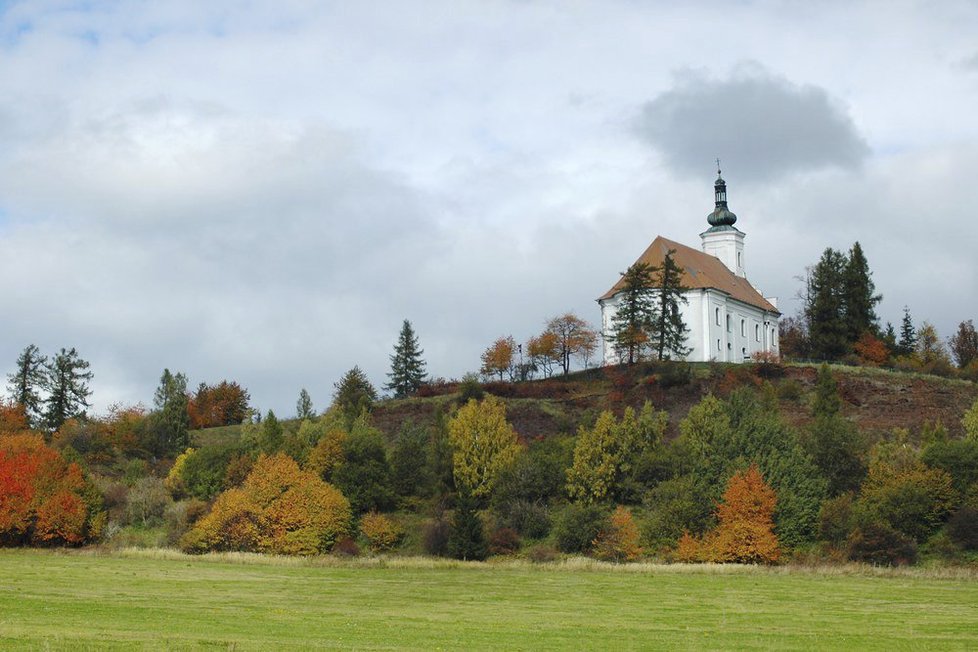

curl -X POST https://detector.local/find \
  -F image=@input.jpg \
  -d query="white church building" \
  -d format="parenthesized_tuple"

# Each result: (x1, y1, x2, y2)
(598, 170, 781, 364)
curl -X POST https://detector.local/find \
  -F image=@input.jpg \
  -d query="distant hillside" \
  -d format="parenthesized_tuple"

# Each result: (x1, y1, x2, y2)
(192, 363, 978, 447)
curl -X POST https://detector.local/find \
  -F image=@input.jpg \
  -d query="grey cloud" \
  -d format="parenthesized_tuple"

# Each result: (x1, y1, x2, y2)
(635, 66, 869, 183)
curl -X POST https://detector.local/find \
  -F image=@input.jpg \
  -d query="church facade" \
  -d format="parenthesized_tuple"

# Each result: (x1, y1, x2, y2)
(598, 172, 781, 364)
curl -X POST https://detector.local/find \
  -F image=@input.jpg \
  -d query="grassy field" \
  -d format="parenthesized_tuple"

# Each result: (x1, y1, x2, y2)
(2, 550, 978, 650)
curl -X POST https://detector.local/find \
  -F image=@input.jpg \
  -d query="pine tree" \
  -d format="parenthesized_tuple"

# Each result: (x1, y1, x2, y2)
(296, 388, 314, 420)
(333, 366, 377, 429)
(805, 248, 849, 361)
(258, 410, 283, 453)
(652, 249, 691, 360)
(609, 262, 658, 364)
(812, 364, 842, 418)
(842, 242, 881, 341)
(897, 307, 917, 356)
(448, 487, 488, 561)
(152, 368, 189, 455)
(6, 344, 47, 428)
(44, 347, 93, 430)
(385, 320, 427, 398)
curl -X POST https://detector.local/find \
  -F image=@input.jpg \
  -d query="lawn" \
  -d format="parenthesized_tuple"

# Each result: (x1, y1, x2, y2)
(1, 550, 977, 650)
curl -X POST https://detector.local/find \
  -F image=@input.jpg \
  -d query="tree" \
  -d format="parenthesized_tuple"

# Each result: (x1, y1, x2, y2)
(706, 465, 780, 564)
(385, 320, 428, 398)
(6, 345, 47, 428)
(592, 505, 643, 562)
(447, 397, 521, 499)
(964, 397, 978, 441)
(332, 367, 377, 429)
(448, 487, 488, 561)
(897, 307, 917, 356)
(805, 248, 849, 361)
(526, 331, 559, 379)
(949, 320, 978, 369)
(608, 262, 658, 364)
(390, 422, 433, 498)
(916, 322, 950, 367)
(480, 336, 515, 381)
(187, 380, 251, 429)
(296, 388, 314, 420)
(853, 332, 889, 366)
(257, 410, 283, 454)
(544, 313, 599, 375)
(803, 366, 866, 496)
(332, 419, 395, 514)
(43, 348, 92, 431)
(150, 369, 189, 455)
(651, 249, 691, 360)
(841, 242, 881, 342)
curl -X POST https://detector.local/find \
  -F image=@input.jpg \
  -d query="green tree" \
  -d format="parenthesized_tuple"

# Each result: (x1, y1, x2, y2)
(332, 417, 395, 513)
(805, 248, 849, 361)
(385, 319, 428, 398)
(448, 487, 488, 560)
(916, 322, 950, 367)
(6, 344, 47, 428)
(812, 364, 842, 418)
(332, 366, 377, 429)
(390, 421, 433, 498)
(296, 388, 314, 420)
(897, 307, 917, 356)
(802, 365, 867, 496)
(447, 397, 521, 499)
(258, 410, 283, 454)
(44, 348, 93, 431)
(949, 320, 978, 369)
(841, 242, 881, 342)
(609, 262, 658, 364)
(963, 397, 978, 441)
(652, 249, 691, 360)
(149, 368, 189, 455)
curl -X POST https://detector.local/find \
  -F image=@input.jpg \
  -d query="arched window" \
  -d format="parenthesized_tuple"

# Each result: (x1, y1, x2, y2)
(755, 324, 760, 342)
(726, 315, 731, 333)
(741, 319, 746, 337)
(717, 339, 721, 351)
(715, 307, 721, 325)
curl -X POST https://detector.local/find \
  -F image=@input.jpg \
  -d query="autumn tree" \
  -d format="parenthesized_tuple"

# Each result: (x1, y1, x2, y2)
(608, 262, 657, 364)
(188, 381, 251, 429)
(43, 348, 93, 431)
(6, 344, 47, 428)
(705, 465, 781, 564)
(544, 313, 599, 375)
(853, 332, 889, 366)
(526, 331, 559, 379)
(651, 249, 691, 360)
(949, 320, 978, 369)
(916, 322, 951, 367)
(385, 320, 428, 398)
(592, 505, 643, 562)
(332, 367, 377, 429)
(480, 336, 515, 381)
(447, 397, 521, 499)
(296, 388, 314, 420)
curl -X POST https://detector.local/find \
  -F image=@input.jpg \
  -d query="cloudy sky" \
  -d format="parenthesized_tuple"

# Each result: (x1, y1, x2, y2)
(2, 1, 977, 416)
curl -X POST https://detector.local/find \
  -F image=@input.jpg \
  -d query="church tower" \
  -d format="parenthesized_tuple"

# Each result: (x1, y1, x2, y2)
(700, 167, 746, 277)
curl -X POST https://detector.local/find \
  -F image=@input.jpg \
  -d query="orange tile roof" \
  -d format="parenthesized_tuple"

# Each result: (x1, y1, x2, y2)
(597, 236, 780, 314)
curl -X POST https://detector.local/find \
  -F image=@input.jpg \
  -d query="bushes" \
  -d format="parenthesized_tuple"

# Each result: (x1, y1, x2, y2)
(488, 527, 521, 556)
(180, 453, 352, 555)
(359, 512, 403, 552)
(422, 516, 451, 557)
(552, 503, 609, 554)
(846, 523, 917, 566)
(946, 507, 978, 550)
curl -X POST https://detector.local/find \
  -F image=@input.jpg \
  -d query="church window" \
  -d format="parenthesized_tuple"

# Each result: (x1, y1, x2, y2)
(715, 307, 720, 325)
(726, 315, 731, 332)
(737, 252, 742, 268)
(741, 319, 746, 337)
(742, 347, 747, 359)
(717, 339, 721, 351)
(755, 324, 760, 341)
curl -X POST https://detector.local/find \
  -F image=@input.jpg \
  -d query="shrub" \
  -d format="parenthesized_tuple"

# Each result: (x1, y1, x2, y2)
(124, 477, 171, 528)
(180, 453, 352, 555)
(857, 461, 957, 542)
(422, 517, 451, 557)
(592, 506, 642, 562)
(776, 379, 803, 402)
(493, 499, 551, 539)
(673, 531, 702, 563)
(526, 543, 558, 563)
(332, 536, 360, 557)
(846, 523, 917, 566)
(488, 526, 521, 556)
(818, 493, 856, 545)
(181, 445, 237, 500)
(164, 448, 194, 498)
(359, 512, 404, 552)
(946, 507, 978, 550)
(658, 362, 692, 388)
(458, 373, 484, 403)
(642, 475, 713, 549)
(552, 503, 609, 554)
(223, 453, 254, 488)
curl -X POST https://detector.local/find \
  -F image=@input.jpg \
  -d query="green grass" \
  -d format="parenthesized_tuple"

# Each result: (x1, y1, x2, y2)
(2, 550, 978, 650)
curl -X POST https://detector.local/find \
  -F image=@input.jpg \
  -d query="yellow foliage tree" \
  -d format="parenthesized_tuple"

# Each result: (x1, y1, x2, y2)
(306, 428, 348, 480)
(359, 511, 404, 552)
(963, 398, 978, 441)
(180, 453, 352, 555)
(592, 506, 643, 562)
(447, 397, 521, 499)
(705, 465, 780, 564)
(165, 447, 195, 498)
(566, 411, 620, 504)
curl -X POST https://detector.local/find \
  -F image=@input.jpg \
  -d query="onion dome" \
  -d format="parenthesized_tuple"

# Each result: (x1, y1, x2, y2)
(707, 166, 738, 227)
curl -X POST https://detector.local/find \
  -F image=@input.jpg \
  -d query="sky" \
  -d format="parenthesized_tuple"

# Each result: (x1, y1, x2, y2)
(1, 0, 977, 417)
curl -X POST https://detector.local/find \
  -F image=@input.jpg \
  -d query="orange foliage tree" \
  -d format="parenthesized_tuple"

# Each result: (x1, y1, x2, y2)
(527, 331, 560, 379)
(675, 465, 780, 564)
(545, 313, 599, 374)
(480, 336, 515, 381)
(0, 434, 104, 546)
(853, 332, 889, 367)
(0, 401, 30, 437)
(592, 506, 643, 562)
(188, 381, 251, 429)
(180, 453, 352, 555)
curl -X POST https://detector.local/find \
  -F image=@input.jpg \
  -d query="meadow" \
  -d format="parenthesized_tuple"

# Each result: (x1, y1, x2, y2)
(1, 549, 977, 650)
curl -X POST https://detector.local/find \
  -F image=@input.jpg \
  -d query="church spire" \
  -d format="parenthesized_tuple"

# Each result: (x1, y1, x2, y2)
(707, 162, 737, 228)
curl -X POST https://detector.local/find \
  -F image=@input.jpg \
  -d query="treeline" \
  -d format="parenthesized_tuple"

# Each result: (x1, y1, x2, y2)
(782, 243, 978, 379)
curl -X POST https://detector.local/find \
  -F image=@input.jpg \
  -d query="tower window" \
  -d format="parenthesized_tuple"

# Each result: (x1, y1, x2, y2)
(737, 252, 742, 268)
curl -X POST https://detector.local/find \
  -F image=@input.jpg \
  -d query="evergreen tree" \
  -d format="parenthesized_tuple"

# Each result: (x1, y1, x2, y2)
(812, 364, 842, 418)
(882, 322, 898, 352)
(151, 368, 189, 455)
(296, 388, 314, 420)
(258, 410, 283, 454)
(803, 365, 866, 495)
(805, 248, 849, 361)
(333, 366, 378, 429)
(448, 487, 488, 561)
(44, 347, 93, 430)
(652, 249, 691, 360)
(608, 262, 658, 364)
(897, 307, 917, 356)
(6, 344, 47, 428)
(841, 242, 881, 341)
(385, 320, 427, 398)
(390, 422, 433, 497)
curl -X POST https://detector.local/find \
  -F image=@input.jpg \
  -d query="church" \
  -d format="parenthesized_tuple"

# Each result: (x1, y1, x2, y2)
(598, 170, 781, 364)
